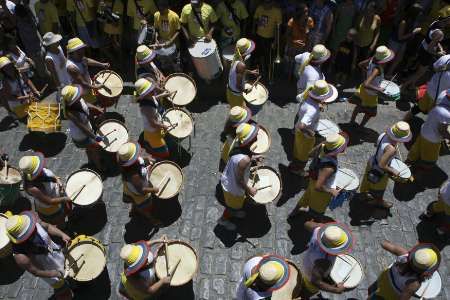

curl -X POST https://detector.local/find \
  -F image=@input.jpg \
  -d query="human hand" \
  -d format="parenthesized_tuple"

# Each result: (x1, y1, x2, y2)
(247, 186, 257, 196)
(413, 27, 422, 35)
(1, 153, 9, 162)
(161, 276, 171, 285)
(51, 270, 64, 279)
(204, 33, 212, 42)
(102, 62, 110, 69)
(331, 188, 341, 197)
(61, 234, 71, 247)
(95, 135, 105, 143)
(336, 282, 346, 293)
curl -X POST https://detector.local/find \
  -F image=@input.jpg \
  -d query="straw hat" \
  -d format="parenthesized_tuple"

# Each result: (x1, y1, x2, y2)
(374, 46, 395, 64)
(120, 241, 153, 276)
(236, 123, 259, 147)
(323, 133, 348, 156)
(409, 244, 441, 274)
(134, 78, 156, 100)
(67, 37, 87, 53)
(117, 142, 141, 167)
(136, 45, 156, 65)
(229, 106, 252, 127)
(61, 85, 83, 105)
(317, 222, 353, 255)
(309, 80, 338, 103)
(310, 44, 330, 64)
(42, 32, 62, 47)
(386, 121, 412, 143)
(245, 255, 290, 292)
(6, 211, 37, 244)
(235, 38, 256, 57)
(19, 153, 45, 181)
(0, 56, 12, 69)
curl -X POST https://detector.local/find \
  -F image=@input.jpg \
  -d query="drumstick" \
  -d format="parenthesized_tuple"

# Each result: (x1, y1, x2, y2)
(71, 185, 86, 201)
(102, 137, 118, 149)
(64, 254, 84, 278)
(102, 71, 113, 85)
(419, 278, 432, 300)
(169, 258, 182, 279)
(257, 184, 272, 191)
(167, 123, 179, 132)
(341, 261, 358, 285)
(163, 236, 170, 275)
(157, 175, 168, 190)
(338, 169, 357, 179)
(249, 76, 261, 91)
(157, 177, 171, 197)
(103, 129, 117, 137)
(337, 180, 352, 191)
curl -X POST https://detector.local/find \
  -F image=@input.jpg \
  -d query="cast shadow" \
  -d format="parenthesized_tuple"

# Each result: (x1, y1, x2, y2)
(348, 193, 390, 225)
(0, 116, 19, 132)
(124, 215, 160, 244)
(153, 196, 183, 227)
(277, 128, 294, 161)
(338, 123, 379, 147)
(187, 76, 225, 114)
(19, 132, 67, 157)
(0, 195, 32, 214)
(265, 77, 297, 108)
(161, 281, 195, 300)
(68, 201, 108, 236)
(0, 255, 24, 284)
(276, 164, 307, 207)
(71, 266, 111, 300)
(416, 220, 449, 251)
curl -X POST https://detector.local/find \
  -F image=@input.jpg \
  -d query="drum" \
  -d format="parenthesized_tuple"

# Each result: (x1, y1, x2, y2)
(64, 235, 106, 282)
(326, 168, 359, 210)
(330, 254, 364, 289)
(379, 80, 400, 102)
(221, 44, 235, 70)
(188, 39, 223, 80)
(250, 125, 271, 155)
(155, 43, 176, 57)
(389, 158, 412, 183)
(162, 108, 194, 140)
(65, 169, 103, 207)
(96, 119, 129, 153)
(271, 260, 302, 300)
(316, 119, 340, 138)
(164, 73, 197, 106)
(27, 92, 61, 133)
(155, 240, 198, 286)
(247, 166, 282, 204)
(149, 161, 183, 199)
(243, 82, 269, 115)
(0, 213, 12, 258)
(415, 271, 442, 299)
(94, 70, 123, 107)
(0, 167, 22, 208)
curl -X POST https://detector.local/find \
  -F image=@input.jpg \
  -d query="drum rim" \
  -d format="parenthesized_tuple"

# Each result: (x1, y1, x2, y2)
(330, 254, 364, 288)
(390, 158, 411, 179)
(94, 70, 124, 97)
(155, 240, 199, 286)
(415, 270, 442, 298)
(96, 119, 129, 152)
(66, 168, 103, 205)
(0, 213, 11, 249)
(249, 165, 282, 203)
(243, 82, 269, 105)
(0, 166, 23, 185)
(188, 39, 218, 58)
(326, 168, 359, 190)
(164, 73, 197, 106)
(149, 161, 184, 199)
(252, 125, 272, 154)
(162, 108, 194, 139)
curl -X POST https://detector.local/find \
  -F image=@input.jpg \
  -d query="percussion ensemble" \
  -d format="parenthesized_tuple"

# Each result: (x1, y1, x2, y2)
(330, 254, 364, 289)
(27, 92, 61, 133)
(243, 82, 268, 115)
(250, 125, 271, 155)
(164, 73, 197, 106)
(188, 39, 223, 80)
(0, 166, 22, 207)
(389, 158, 412, 183)
(247, 166, 282, 204)
(0, 213, 12, 258)
(326, 168, 360, 210)
(96, 119, 129, 153)
(316, 119, 340, 138)
(149, 161, 183, 199)
(379, 80, 400, 102)
(65, 169, 103, 207)
(162, 108, 194, 140)
(94, 70, 124, 108)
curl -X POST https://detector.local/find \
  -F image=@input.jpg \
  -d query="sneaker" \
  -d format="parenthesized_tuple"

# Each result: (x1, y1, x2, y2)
(218, 218, 237, 231)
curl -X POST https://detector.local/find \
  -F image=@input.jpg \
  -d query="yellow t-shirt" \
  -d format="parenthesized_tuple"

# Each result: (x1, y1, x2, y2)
(154, 9, 180, 42)
(67, 0, 96, 27)
(254, 5, 282, 39)
(53, 0, 67, 17)
(215, 0, 249, 39)
(100, 0, 124, 35)
(180, 3, 218, 39)
(34, 1, 59, 35)
(127, 0, 157, 30)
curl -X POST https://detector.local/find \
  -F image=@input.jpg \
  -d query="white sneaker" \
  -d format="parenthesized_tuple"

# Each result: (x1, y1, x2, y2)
(230, 210, 246, 218)
(218, 218, 237, 231)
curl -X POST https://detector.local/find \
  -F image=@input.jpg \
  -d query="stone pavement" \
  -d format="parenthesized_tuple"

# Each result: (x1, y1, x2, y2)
(0, 76, 449, 300)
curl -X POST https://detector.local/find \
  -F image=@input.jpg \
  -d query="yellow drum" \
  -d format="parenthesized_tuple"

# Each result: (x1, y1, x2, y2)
(64, 235, 106, 282)
(0, 213, 12, 258)
(149, 161, 184, 199)
(27, 92, 61, 133)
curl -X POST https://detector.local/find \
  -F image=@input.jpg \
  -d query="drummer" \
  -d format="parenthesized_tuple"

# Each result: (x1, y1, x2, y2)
(135, 45, 166, 85)
(61, 84, 105, 171)
(5, 211, 73, 299)
(180, 0, 218, 44)
(19, 154, 71, 227)
(349, 45, 395, 129)
(360, 121, 412, 210)
(218, 123, 263, 231)
(369, 241, 441, 299)
(420, 180, 450, 236)
(295, 44, 330, 94)
(117, 142, 162, 225)
(118, 241, 171, 299)
(66, 37, 110, 103)
(215, 0, 249, 48)
(227, 37, 259, 108)
(288, 133, 348, 219)
(235, 254, 298, 299)
(134, 78, 173, 159)
(289, 80, 338, 176)
(42, 32, 71, 91)
(300, 221, 353, 297)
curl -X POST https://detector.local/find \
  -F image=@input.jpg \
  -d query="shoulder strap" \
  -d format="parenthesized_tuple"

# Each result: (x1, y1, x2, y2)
(223, 1, 240, 26)
(133, 0, 146, 18)
(73, 0, 89, 26)
(373, 133, 386, 166)
(192, 6, 206, 32)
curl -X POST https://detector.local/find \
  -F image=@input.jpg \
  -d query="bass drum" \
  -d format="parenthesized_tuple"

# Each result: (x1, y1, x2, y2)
(188, 39, 223, 80)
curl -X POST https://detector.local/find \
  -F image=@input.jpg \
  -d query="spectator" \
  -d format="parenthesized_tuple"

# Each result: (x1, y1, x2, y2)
(67, 0, 99, 48)
(180, 0, 218, 44)
(43, 32, 71, 91)
(355, 1, 381, 61)
(215, 0, 249, 47)
(34, 0, 60, 35)
(54, 0, 72, 37)
(332, 28, 358, 86)
(308, 0, 334, 47)
(126, 0, 158, 46)
(329, 0, 356, 54)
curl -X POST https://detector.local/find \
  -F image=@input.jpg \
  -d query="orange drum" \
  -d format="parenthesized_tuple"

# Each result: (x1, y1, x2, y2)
(94, 70, 123, 108)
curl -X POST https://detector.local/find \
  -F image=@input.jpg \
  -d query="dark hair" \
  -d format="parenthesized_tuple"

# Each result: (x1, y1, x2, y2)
(405, 3, 423, 21)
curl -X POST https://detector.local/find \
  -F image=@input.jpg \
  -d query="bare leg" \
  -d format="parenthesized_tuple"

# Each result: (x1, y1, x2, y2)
(360, 113, 372, 127)
(350, 106, 360, 124)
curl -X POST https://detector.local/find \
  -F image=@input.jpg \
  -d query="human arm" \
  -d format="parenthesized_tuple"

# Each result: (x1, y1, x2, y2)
(142, 106, 169, 130)
(311, 260, 346, 294)
(39, 220, 71, 246)
(204, 7, 218, 42)
(358, 58, 371, 70)
(237, 156, 257, 196)
(65, 111, 97, 139)
(14, 253, 63, 278)
(397, 20, 421, 41)
(380, 240, 408, 256)
(45, 57, 61, 88)
(364, 67, 384, 93)
(315, 166, 340, 197)
(378, 145, 399, 176)
(27, 186, 70, 206)
(399, 280, 421, 300)
(126, 274, 171, 296)
(86, 57, 110, 69)
(130, 173, 159, 194)
(369, 16, 381, 52)
(67, 65, 100, 90)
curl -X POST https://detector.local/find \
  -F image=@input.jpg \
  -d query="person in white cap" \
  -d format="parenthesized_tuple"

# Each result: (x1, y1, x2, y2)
(420, 180, 450, 236)
(43, 32, 71, 91)
(135, 45, 166, 85)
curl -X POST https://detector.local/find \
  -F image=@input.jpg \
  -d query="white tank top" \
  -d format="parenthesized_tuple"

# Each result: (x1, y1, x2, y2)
(140, 98, 162, 133)
(66, 58, 91, 84)
(68, 98, 93, 142)
(125, 157, 150, 195)
(33, 168, 61, 210)
(370, 133, 395, 172)
(366, 60, 384, 96)
(228, 61, 245, 93)
(389, 254, 420, 294)
(221, 153, 250, 196)
(45, 46, 71, 86)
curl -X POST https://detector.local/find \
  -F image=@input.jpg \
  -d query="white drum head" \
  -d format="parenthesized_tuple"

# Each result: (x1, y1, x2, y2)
(380, 80, 400, 96)
(188, 39, 218, 58)
(243, 83, 268, 105)
(155, 43, 176, 56)
(222, 44, 235, 62)
(66, 169, 103, 206)
(164, 74, 197, 106)
(330, 254, 364, 288)
(415, 271, 442, 299)
(149, 162, 183, 199)
(247, 167, 281, 204)
(65, 241, 106, 281)
(163, 109, 194, 139)
(326, 168, 360, 191)
(390, 158, 411, 179)
(155, 242, 198, 286)
(97, 120, 129, 153)
(95, 71, 123, 98)
(316, 119, 340, 138)
(251, 126, 271, 154)
(0, 214, 10, 250)
(0, 167, 22, 185)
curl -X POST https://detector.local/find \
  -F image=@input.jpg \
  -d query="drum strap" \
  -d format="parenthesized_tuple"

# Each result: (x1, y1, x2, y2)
(192, 6, 207, 32)
(372, 133, 388, 169)
(223, 1, 240, 27)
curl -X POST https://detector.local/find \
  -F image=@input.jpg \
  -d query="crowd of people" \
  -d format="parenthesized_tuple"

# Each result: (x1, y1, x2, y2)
(0, 0, 449, 299)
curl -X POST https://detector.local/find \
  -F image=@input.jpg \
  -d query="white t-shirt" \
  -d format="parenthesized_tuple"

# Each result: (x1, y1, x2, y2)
(221, 153, 250, 197)
(295, 52, 324, 93)
(5, 0, 15, 13)
(68, 99, 93, 142)
(440, 180, 450, 205)
(421, 105, 450, 143)
(427, 55, 450, 100)
(235, 256, 272, 300)
(295, 97, 320, 132)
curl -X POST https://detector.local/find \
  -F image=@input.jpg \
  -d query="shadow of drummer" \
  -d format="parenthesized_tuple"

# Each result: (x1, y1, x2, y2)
(65, 266, 111, 300)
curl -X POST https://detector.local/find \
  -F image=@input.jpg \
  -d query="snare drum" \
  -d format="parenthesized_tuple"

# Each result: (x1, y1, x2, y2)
(155, 240, 198, 286)
(243, 82, 268, 115)
(330, 254, 364, 289)
(27, 92, 61, 133)
(188, 39, 223, 80)
(162, 108, 194, 140)
(164, 73, 197, 106)
(379, 80, 400, 102)
(94, 70, 124, 107)
(415, 270, 442, 299)
(327, 168, 359, 210)
(271, 260, 302, 300)
(247, 166, 282, 204)
(250, 125, 271, 155)
(64, 235, 106, 282)
(0, 167, 22, 207)
(149, 161, 183, 199)
(0, 213, 12, 258)
(316, 119, 340, 138)
(390, 158, 412, 183)
(66, 169, 103, 207)
(96, 119, 129, 153)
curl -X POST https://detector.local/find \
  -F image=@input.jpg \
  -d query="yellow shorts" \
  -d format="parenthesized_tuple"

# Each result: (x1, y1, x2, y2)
(83, 89, 97, 104)
(221, 138, 232, 163)
(293, 131, 315, 163)
(431, 200, 450, 215)
(407, 134, 441, 164)
(144, 129, 169, 158)
(418, 92, 435, 114)
(370, 269, 399, 300)
(360, 162, 389, 196)
(357, 84, 378, 108)
(301, 275, 319, 296)
(223, 189, 246, 210)
(298, 180, 332, 214)
(226, 88, 246, 108)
